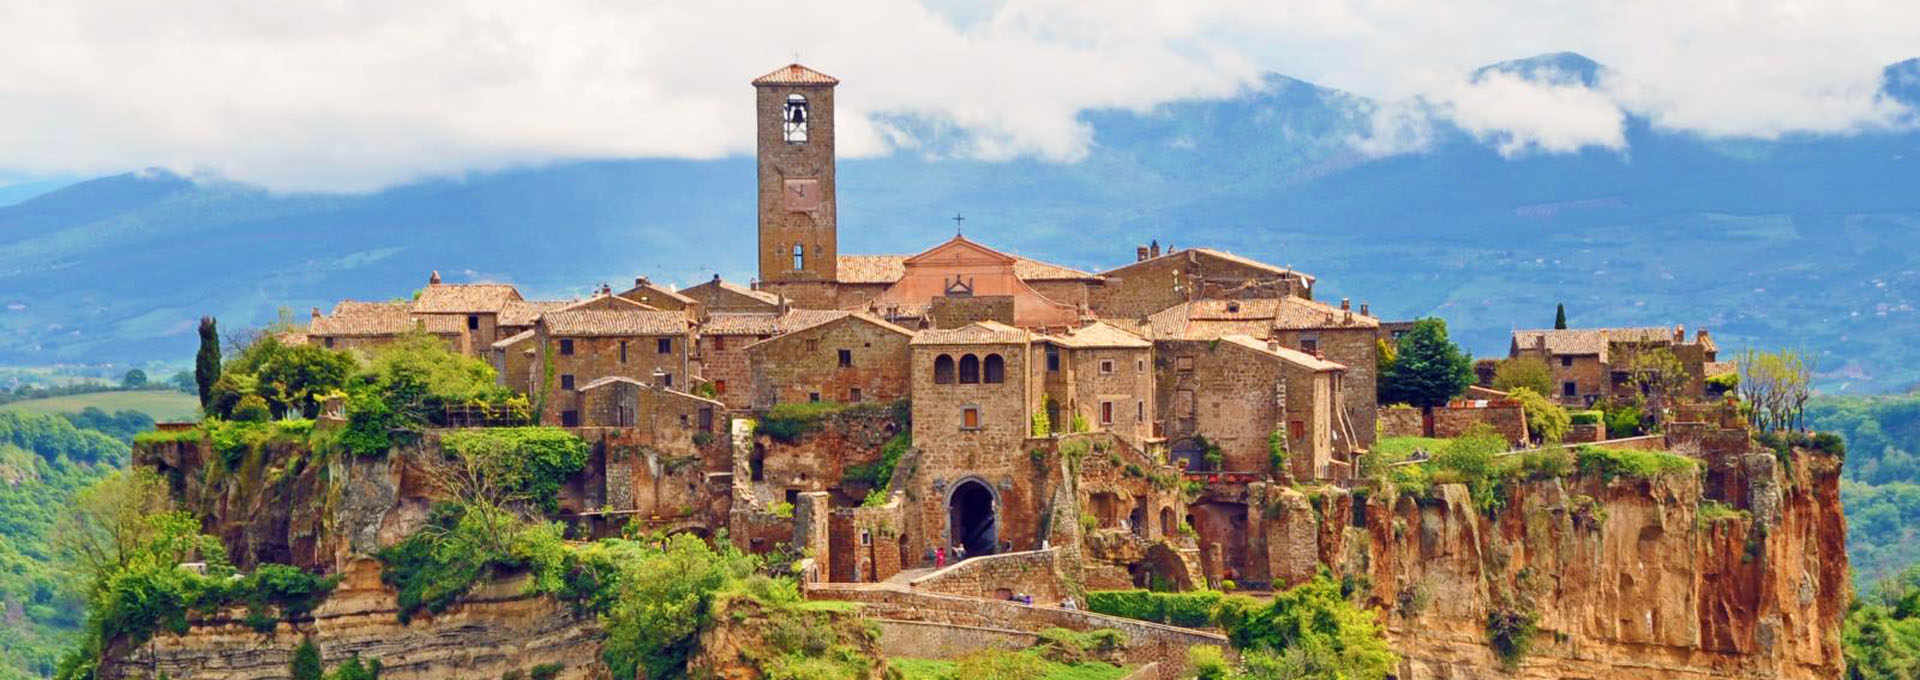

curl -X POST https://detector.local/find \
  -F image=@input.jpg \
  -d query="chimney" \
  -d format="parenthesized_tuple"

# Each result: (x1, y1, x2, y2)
(601, 283, 613, 295)
(777, 293, 790, 315)
(635, 276, 649, 288)
(1136, 245, 1150, 262)
(1226, 300, 1241, 313)
(1535, 334, 1547, 353)
(1267, 338, 1281, 352)
(1150, 240, 1161, 258)
(1697, 327, 1711, 343)
(712, 273, 722, 283)
(428, 270, 441, 284)
(1359, 302, 1370, 317)
(1673, 324, 1685, 343)
(1340, 298, 1350, 311)
(310, 307, 321, 320)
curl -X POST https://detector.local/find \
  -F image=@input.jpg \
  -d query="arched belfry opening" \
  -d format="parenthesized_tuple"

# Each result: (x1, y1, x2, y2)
(948, 479, 998, 557)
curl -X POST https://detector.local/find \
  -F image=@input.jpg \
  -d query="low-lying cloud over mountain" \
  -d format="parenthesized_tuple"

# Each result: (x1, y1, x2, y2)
(0, 1, 1914, 190)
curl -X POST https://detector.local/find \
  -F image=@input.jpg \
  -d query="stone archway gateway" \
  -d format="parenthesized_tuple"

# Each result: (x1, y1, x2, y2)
(947, 478, 998, 558)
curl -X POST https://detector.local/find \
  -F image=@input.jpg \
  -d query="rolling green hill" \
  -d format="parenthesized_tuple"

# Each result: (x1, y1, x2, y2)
(0, 390, 200, 422)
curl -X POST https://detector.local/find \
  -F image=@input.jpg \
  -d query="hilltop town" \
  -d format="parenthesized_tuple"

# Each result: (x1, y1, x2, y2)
(88, 65, 1849, 680)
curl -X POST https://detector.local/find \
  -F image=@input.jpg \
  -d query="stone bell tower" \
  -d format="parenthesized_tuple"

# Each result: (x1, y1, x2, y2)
(753, 63, 839, 285)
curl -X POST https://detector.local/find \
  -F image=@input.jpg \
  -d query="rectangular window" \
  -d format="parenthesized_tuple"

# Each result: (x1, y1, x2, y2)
(1136, 400, 1144, 421)
(1300, 337, 1318, 353)
(662, 373, 673, 387)
(1563, 381, 1578, 397)
(559, 338, 574, 355)
(1047, 347, 1060, 372)
(849, 387, 862, 402)
(1101, 401, 1114, 425)
(619, 341, 628, 363)
(712, 336, 725, 351)
(323, 337, 335, 348)
(1099, 360, 1114, 375)
(838, 349, 852, 367)
(560, 374, 574, 390)
(560, 410, 579, 427)
(1176, 356, 1193, 372)
(698, 407, 713, 431)
(467, 315, 479, 330)
(714, 379, 727, 394)
(1560, 356, 1573, 367)
(1289, 420, 1304, 438)
(1136, 359, 1144, 372)
(962, 407, 980, 429)
(658, 337, 673, 354)
(809, 392, 821, 403)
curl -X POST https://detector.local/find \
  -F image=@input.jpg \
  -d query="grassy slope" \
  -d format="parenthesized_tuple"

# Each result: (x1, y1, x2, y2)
(0, 390, 201, 421)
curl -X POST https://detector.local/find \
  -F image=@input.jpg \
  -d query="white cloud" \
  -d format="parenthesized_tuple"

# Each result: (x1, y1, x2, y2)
(0, 0, 1914, 190)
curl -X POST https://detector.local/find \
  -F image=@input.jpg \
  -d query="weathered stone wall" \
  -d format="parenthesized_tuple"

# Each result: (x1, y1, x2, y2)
(928, 295, 1016, 329)
(696, 331, 772, 410)
(748, 316, 911, 408)
(907, 340, 1037, 561)
(1432, 400, 1529, 443)
(1067, 345, 1156, 440)
(1273, 326, 1377, 446)
(755, 79, 838, 285)
(1380, 405, 1422, 438)
(910, 549, 1071, 603)
(872, 619, 1035, 659)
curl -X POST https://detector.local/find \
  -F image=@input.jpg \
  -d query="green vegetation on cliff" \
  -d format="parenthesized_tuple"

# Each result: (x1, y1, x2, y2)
(1807, 392, 1920, 586)
(0, 411, 131, 679)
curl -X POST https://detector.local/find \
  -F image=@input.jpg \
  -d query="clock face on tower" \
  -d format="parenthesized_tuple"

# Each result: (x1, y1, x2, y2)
(783, 178, 821, 212)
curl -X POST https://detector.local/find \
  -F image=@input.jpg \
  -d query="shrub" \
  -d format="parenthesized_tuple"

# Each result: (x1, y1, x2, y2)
(439, 427, 590, 512)
(1188, 646, 1232, 680)
(1492, 358, 1553, 396)
(1213, 572, 1398, 680)
(757, 401, 847, 443)
(1603, 404, 1644, 439)
(1569, 410, 1603, 426)
(1508, 387, 1570, 443)
(1574, 446, 1696, 482)
(841, 431, 910, 490)
(232, 395, 272, 423)
(1083, 589, 1222, 627)
(1486, 605, 1539, 669)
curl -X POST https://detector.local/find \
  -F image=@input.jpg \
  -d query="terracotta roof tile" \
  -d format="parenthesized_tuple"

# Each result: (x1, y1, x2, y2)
(911, 321, 1029, 346)
(1147, 297, 1377, 339)
(412, 284, 522, 313)
(1220, 335, 1346, 371)
(310, 302, 415, 337)
(702, 310, 850, 336)
(499, 300, 570, 327)
(751, 63, 840, 86)
(491, 329, 537, 350)
(1050, 322, 1151, 349)
(542, 309, 690, 337)
(836, 253, 1098, 284)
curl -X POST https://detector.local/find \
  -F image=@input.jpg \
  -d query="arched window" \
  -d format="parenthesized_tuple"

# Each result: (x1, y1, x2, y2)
(959, 354, 981, 384)
(934, 354, 955, 384)
(983, 354, 1005, 383)
(792, 244, 804, 271)
(784, 94, 809, 142)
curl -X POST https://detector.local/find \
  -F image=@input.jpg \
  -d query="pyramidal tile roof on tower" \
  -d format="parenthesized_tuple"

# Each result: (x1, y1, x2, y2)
(752, 63, 840, 86)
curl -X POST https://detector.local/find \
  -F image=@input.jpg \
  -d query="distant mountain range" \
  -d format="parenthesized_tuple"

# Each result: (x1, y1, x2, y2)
(4, 53, 1918, 393)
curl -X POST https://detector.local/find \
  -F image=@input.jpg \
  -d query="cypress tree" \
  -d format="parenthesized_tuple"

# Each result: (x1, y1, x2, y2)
(195, 316, 221, 409)
(1553, 303, 1567, 330)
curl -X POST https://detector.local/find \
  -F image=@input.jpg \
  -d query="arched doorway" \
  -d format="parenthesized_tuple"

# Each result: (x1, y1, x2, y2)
(948, 479, 998, 558)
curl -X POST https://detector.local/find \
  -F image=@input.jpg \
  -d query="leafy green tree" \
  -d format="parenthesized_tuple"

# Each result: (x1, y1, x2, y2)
(1554, 303, 1567, 330)
(51, 469, 180, 597)
(251, 341, 357, 418)
(1378, 318, 1473, 409)
(120, 369, 147, 389)
(1492, 357, 1553, 396)
(196, 316, 221, 410)
(168, 370, 196, 394)
(1844, 563, 1920, 679)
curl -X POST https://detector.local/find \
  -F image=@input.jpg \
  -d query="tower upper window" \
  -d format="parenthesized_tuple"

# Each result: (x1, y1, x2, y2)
(783, 94, 809, 143)
(793, 244, 805, 271)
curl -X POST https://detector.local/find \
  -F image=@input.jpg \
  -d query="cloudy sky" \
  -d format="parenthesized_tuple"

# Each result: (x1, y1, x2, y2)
(0, 0, 1914, 191)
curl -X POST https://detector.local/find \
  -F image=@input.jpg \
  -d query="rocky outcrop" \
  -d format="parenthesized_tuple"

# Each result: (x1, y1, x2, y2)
(101, 559, 605, 680)
(1251, 446, 1848, 680)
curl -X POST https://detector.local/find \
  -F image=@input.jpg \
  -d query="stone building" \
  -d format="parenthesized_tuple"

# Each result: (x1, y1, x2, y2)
(1510, 325, 1722, 407)
(305, 301, 458, 353)
(744, 312, 915, 408)
(527, 308, 695, 426)
(904, 322, 1037, 558)
(1148, 296, 1379, 446)
(1090, 246, 1316, 320)
(694, 309, 846, 410)
(1035, 322, 1157, 442)
(678, 275, 782, 314)
(410, 272, 523, 356)
(1154, 335, 1355, 481)
(616, 276, 700, 316)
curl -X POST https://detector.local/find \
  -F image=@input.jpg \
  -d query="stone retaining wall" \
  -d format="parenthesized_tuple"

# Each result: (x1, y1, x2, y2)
(908, 548, 1068, 603)
(872, 619, 1035, 659)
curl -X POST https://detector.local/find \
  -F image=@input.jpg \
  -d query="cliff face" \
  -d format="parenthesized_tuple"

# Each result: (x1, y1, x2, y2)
(100, 559, 605, 680)
(1255, 447, 1847, 679)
